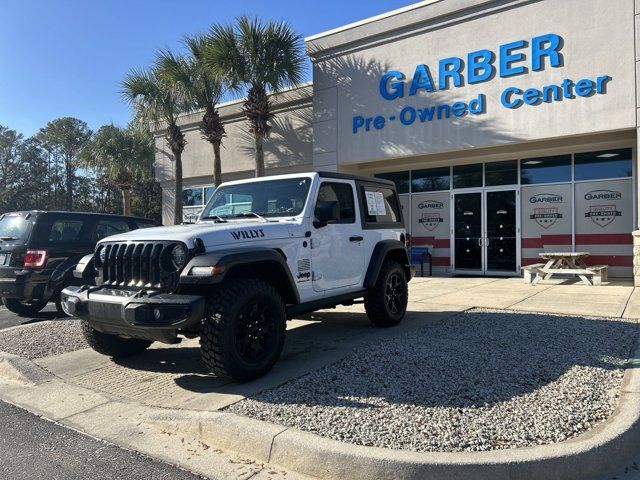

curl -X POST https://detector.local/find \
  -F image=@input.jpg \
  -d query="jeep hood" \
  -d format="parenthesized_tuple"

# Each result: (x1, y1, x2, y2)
(98, 220, 301, 248)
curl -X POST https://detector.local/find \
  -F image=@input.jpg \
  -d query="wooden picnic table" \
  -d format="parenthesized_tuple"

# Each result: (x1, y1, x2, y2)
(522, 252, 608, 286)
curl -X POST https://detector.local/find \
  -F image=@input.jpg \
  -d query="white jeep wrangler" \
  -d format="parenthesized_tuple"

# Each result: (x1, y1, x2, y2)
(62, 172, 410, 381)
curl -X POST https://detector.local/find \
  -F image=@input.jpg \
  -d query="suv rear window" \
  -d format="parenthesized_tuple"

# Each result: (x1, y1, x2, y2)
(135, 221, 157, 229)
(93, 219, 130, 242)
(48, 220, 84, 243)
(0, 213, 30, 241)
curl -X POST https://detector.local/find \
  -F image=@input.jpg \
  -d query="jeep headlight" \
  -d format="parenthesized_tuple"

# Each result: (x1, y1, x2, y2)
(171, 244, 187, 269)
(97, 246, 106, 266)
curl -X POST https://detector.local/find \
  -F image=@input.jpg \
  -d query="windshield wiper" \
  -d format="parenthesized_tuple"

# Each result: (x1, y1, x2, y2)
(0, 236, 18, 241)
(234, 211, 274, 222)
(200, 215, 228, 223)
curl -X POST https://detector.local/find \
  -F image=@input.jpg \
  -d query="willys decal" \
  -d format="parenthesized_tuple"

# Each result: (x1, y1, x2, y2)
(230, 229, 265, 240)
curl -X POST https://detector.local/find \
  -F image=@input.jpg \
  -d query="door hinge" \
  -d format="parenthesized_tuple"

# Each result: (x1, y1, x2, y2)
(312, 271, 322, 281)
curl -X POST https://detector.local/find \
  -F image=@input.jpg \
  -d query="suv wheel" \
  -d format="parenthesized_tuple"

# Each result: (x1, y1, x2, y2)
(81, 321, 152, 357)
(364, 259, 408, 327)
(201, 279, 286, 382)
(2, 298, 48, 317)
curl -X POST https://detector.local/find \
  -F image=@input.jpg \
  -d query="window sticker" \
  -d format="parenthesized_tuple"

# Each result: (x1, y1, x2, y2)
(365, 191, 377, 216)
(374, 191, 386, 215)
(365, 191, 387, 216)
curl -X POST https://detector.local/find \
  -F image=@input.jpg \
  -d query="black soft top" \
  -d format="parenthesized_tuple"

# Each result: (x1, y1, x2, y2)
(317, 171, 396, 188)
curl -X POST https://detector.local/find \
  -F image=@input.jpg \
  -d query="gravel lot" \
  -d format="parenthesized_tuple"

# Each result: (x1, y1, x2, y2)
(0, 320, 88, 359)
(228, 309, 637, 452)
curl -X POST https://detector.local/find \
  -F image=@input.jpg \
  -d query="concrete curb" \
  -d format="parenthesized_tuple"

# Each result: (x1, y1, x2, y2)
(0, 352, 53, 385)
(149, 325, 640, 480)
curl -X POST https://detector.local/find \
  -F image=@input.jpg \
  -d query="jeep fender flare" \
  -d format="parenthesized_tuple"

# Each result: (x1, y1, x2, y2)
(363, 240, 411, 288)
(180, 248, 300, 304)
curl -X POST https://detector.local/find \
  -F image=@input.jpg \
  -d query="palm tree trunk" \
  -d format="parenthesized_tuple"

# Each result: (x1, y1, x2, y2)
(173, 150, 183, 224)
(254, 133, 265, 177)
(213, 142, 222, 187)
(121, 189, 132, 216)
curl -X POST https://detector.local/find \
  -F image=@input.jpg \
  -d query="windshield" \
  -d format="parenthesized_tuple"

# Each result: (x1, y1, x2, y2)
(0, 213, 30, 241)
(200, 177, 311, 220)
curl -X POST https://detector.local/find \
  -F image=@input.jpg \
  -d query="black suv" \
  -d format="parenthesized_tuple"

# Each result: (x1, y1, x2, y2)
(0, 211, 158, 316)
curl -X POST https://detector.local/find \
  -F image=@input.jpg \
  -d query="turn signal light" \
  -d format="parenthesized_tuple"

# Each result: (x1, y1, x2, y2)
(189, 265, 226, 276)
(23, 249, 48, 270)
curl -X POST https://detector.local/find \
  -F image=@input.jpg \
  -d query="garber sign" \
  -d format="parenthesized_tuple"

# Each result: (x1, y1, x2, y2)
(352, 34, 611, 134)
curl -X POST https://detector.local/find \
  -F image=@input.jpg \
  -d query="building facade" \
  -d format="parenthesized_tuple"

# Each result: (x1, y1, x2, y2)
(154, 0, 640, 278)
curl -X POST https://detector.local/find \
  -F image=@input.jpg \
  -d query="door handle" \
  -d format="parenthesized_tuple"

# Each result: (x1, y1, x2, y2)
(349, 236, 364, 242)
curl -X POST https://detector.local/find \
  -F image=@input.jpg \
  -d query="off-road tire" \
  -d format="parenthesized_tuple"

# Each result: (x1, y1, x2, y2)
(364, 259, 408, 327)
(2, 298, 47, 317)
(200, 279, 286, 382)
(81, 321, 152, 358)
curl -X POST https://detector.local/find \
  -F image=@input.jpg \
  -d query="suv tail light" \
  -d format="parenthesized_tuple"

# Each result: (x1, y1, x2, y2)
(24, 249, 48, 270)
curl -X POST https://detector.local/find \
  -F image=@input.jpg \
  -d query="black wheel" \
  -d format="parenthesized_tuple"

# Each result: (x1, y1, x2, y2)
(200, 279, 286, 382)
(81, 321, 152, 358)
(364, 259, 408, 327)
(2, 298, 48, 317)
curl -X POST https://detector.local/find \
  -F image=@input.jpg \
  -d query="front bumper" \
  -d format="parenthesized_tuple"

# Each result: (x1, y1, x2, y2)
(61, 285, 205, 343)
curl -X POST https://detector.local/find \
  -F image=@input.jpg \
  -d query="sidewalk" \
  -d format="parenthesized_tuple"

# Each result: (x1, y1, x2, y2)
(408, 276, 637, 318)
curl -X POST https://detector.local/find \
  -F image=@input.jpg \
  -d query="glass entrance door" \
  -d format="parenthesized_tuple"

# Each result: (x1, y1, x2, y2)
(453, 189, 519, 275)
(485, 190, 517, 274)
(454, 192, 483, 272)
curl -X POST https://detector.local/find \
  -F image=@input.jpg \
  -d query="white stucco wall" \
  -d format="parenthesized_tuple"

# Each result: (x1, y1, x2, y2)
(308, 0, 636, 169)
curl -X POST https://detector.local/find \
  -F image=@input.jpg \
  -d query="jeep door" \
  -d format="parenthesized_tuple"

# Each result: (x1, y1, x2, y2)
(310, 180, 366, 292)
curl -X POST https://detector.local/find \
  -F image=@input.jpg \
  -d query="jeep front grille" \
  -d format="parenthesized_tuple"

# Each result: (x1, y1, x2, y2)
(96, 241, 186, 292)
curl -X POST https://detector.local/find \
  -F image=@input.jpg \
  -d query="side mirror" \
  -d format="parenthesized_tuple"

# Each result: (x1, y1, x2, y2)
(313, 201, 340, 228)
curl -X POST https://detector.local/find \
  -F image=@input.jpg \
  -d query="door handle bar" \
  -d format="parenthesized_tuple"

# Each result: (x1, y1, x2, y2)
(349, 236, 364, 242)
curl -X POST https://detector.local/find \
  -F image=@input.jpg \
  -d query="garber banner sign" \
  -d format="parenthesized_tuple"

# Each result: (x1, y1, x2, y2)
(352, 34, 611, 134)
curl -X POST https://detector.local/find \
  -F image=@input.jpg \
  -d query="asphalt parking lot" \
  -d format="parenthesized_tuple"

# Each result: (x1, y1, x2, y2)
(0, 302, 63, 331)
(0, 401, 203, 480)
(0, 304, 208, 480)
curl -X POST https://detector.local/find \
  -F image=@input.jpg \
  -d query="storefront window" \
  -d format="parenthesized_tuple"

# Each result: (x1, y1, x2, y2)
(485, 160, 518, 186)
(412, 167, 450, 192)
(182, 187, 203, 206)
(204, 186, 216, 204)
(520, 155, 571, 185)
(453, 164, 482, 189)
(574, 148, 632, 181)
(375, 171, 410, 194)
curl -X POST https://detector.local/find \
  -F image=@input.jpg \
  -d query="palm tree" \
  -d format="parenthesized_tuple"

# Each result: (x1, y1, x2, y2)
(157, 36, 226, 187)
(80, 124, 154, 216)
(122, 63, 188, 224)
(203, 16, 305, 177)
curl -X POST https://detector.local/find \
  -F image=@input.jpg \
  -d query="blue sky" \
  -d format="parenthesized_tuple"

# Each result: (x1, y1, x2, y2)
(0, 0, 413, 137)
